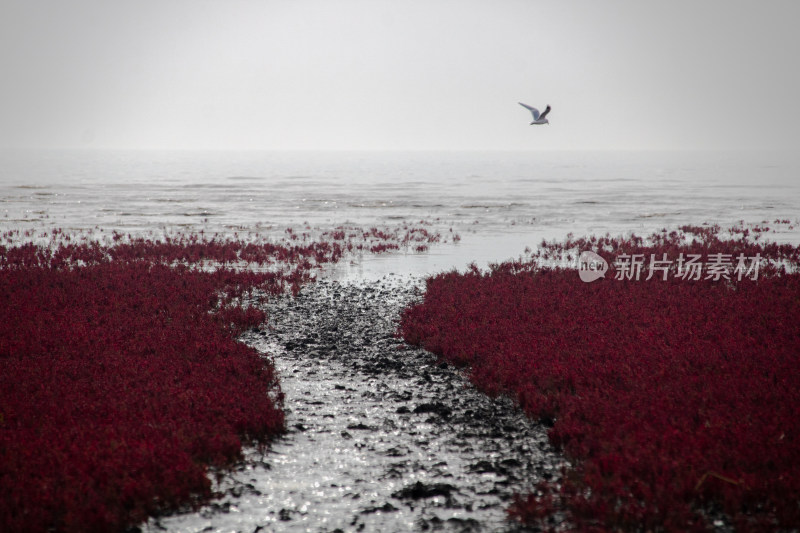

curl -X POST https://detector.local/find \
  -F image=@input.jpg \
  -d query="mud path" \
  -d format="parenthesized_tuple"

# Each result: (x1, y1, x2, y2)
(146, 277, 566, 532)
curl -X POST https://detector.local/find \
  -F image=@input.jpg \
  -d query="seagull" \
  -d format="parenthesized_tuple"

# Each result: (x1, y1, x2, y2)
(519, 102, 551, 125)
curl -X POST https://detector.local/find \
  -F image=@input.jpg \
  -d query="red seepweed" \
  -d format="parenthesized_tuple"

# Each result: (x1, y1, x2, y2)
(0, 225, 442, 532)
(400, 224, 800, 531)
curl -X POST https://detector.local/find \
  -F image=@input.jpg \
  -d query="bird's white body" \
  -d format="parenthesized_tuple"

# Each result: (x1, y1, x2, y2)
(519, 102, 551, 125)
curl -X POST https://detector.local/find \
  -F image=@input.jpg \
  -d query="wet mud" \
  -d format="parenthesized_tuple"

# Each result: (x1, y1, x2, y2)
(145, 277, 566, 532)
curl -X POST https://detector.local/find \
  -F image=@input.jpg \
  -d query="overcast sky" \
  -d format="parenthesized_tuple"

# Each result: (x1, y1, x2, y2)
(1, 0, 798, 151)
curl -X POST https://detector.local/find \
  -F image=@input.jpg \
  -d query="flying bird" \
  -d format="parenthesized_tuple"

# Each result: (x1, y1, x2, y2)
(519, 102, 551, 125)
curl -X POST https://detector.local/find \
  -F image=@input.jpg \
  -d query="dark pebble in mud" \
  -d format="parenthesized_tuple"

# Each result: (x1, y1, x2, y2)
(393, 481, 458, 500)
(361, 502, 398, 514)
(413, 402, 453, 418)
(346, 422, 374, 430)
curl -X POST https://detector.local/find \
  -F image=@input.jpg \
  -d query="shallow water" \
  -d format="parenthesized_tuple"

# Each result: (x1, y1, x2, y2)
(2, 149, 799, 279)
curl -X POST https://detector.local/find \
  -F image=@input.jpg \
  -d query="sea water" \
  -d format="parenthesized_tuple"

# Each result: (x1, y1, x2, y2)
(2, 149, 798, 279)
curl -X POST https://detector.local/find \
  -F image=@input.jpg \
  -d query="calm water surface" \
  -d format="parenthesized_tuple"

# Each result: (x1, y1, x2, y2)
(2, 149, 798, 277)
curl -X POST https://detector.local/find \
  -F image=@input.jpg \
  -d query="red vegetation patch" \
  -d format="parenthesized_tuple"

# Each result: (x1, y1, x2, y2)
(0, 226, 433, 532)
(400, 225, 800, 531)
(1, 261, 282, 532)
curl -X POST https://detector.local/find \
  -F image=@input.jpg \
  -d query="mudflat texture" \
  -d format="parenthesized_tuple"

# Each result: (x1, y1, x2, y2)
(146, 277, 566, 532)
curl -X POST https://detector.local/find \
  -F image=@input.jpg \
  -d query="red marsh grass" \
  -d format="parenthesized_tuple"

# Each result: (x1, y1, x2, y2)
(0, 225, 443, 532)
(399, 223, 800, 531)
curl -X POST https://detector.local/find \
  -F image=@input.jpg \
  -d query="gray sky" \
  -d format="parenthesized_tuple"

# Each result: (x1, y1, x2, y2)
(1, 0, 798, 151)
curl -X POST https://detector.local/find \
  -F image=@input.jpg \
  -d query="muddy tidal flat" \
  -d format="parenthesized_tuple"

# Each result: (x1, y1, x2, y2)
(146, 277, 567, 532)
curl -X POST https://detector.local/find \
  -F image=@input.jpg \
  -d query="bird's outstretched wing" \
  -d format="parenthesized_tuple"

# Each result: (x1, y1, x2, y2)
(539, 105, 551, 120)
(518, 102, 540, 120)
